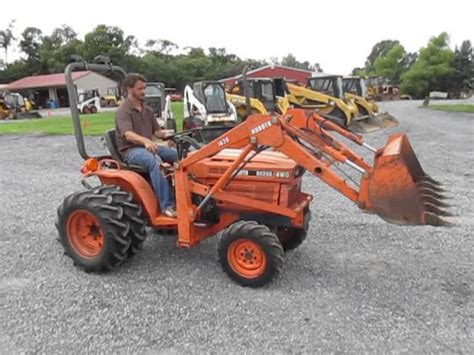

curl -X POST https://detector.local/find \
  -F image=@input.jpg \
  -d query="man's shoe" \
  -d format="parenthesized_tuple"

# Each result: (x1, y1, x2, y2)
(163, 207, 177, 218)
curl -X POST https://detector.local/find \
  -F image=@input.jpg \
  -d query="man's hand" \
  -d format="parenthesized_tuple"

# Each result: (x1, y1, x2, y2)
(155, 129, 175, 139)
(144, 139, 159, 153)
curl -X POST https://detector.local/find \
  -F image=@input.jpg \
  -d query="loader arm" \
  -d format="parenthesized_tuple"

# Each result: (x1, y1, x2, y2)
(286, 83, 358, 126)
(177, 110, 450, 228)
(345, 92, 379, 114)
(276, 95, 290, 114)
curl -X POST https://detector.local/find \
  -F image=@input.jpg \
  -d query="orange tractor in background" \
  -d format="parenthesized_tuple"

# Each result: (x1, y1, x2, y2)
(56, 60, 451, 287)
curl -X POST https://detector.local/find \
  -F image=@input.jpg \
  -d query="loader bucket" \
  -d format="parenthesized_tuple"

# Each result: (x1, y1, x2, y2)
(366, 134, 451, 226)
(349, 112, 398, 134)
(375, 112, 398, 129)
(349, 115, 384, 133)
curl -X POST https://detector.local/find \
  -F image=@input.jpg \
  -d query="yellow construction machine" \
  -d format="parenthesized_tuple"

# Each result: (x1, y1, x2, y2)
(0, 92, 41, 119)
(100, 87, 122, 107)
(226, 77, 290, 119)
(283, 77, 360, 130)
(366, 76, 401, 101)
(228, 77, 365, 130)
(343, 76, 398, 130)
(304, 75, 399, 133)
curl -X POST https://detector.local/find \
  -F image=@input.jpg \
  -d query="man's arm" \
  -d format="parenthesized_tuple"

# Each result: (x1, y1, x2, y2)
(153, 129, 174, 139)
(116, 106, 159, 153)
(124, 131, 158, 153)
(150, 109, 174, 140)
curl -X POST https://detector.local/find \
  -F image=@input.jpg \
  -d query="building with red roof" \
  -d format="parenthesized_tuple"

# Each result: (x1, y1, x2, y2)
(221, 64, 314, 88)
(6, 71, 118, 108)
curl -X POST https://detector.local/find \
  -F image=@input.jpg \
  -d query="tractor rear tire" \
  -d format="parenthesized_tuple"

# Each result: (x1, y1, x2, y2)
(82, 106, 91, 114)
(55, 190, 131, 272)
(91, 185, 148, 257)
(217, 220, 284, 287)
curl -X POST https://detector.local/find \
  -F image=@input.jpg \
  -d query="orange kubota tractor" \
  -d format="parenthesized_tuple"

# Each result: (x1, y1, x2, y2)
(56, 60, 451, 287)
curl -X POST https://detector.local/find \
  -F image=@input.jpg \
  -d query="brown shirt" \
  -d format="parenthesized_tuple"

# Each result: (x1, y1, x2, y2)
(115, 99, 159, 158)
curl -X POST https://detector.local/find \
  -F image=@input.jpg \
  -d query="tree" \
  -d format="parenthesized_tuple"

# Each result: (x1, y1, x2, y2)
(38, 27, 84, 74)
(20, 27, 43, 63)
(373, 44, 406, 84)
(312, 63, 323, 73)
(0, 20, 16, 64)
(82, 25, 130, 63)
(450, 40, 473, 96)
(365, 40, 400, 72)
(1, 22, 327, 90)
(145, 39, 178, 55)
(351, 67, 367, 76)
(125, 35, 141, 55)
(401, 32, 455, 98)
(281, 53, 314, 71)
(51, 25, 77, 46)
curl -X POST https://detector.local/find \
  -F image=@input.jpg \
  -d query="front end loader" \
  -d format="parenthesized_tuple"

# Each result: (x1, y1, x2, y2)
(56, 60, 452, 288)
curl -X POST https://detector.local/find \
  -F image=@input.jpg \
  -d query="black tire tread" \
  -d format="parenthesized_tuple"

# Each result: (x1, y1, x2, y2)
(217, 220, 284, 287)
(91, 185, 147, 257)
(56, 189, 131, 272)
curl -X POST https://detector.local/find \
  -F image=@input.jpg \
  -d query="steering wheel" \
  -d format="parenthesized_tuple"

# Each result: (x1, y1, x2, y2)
(163, 129, 204, 160)
(162, 129, 194, 141)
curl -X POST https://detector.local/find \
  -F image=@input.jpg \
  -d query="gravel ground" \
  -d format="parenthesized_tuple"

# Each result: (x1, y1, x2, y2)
(0, 101, 472, 353)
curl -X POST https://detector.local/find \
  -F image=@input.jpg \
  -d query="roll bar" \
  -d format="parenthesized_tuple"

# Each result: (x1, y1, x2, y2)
(65, 60, 126, 160)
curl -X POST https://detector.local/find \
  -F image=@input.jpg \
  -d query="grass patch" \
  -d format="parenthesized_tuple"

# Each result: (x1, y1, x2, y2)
(0, 102, 184, 136)
(425, 104, 474, 113)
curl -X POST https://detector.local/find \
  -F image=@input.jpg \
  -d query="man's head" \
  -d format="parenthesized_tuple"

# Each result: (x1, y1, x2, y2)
(124, 73, 146, 102)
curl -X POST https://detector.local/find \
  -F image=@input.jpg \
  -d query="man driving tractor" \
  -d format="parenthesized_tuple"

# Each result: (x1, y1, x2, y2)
(115, 73, 178, 218)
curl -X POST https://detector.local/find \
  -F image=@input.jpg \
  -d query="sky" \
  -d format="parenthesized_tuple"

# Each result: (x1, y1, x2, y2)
(1, 0, 473, 74)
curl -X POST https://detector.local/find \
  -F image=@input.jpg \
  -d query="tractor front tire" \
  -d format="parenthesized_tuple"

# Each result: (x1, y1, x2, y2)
(276, 211, 311, 251)
(56, 190, 131, 272)
(90, 106, 98, 114)
(277, 227, 307, 252)
(91, 185, 148, 257)
(217, 220, 284, 287)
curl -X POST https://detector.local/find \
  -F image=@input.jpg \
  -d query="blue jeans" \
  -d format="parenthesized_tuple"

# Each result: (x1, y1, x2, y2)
(126, 146, 178, 211)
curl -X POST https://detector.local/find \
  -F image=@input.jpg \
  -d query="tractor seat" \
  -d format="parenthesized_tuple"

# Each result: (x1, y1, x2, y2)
(104, 129, 148, 174)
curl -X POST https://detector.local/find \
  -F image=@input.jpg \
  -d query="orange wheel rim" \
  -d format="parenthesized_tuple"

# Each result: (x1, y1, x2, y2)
(67, 210, 104, 258)
(227, 239, 266, 278)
